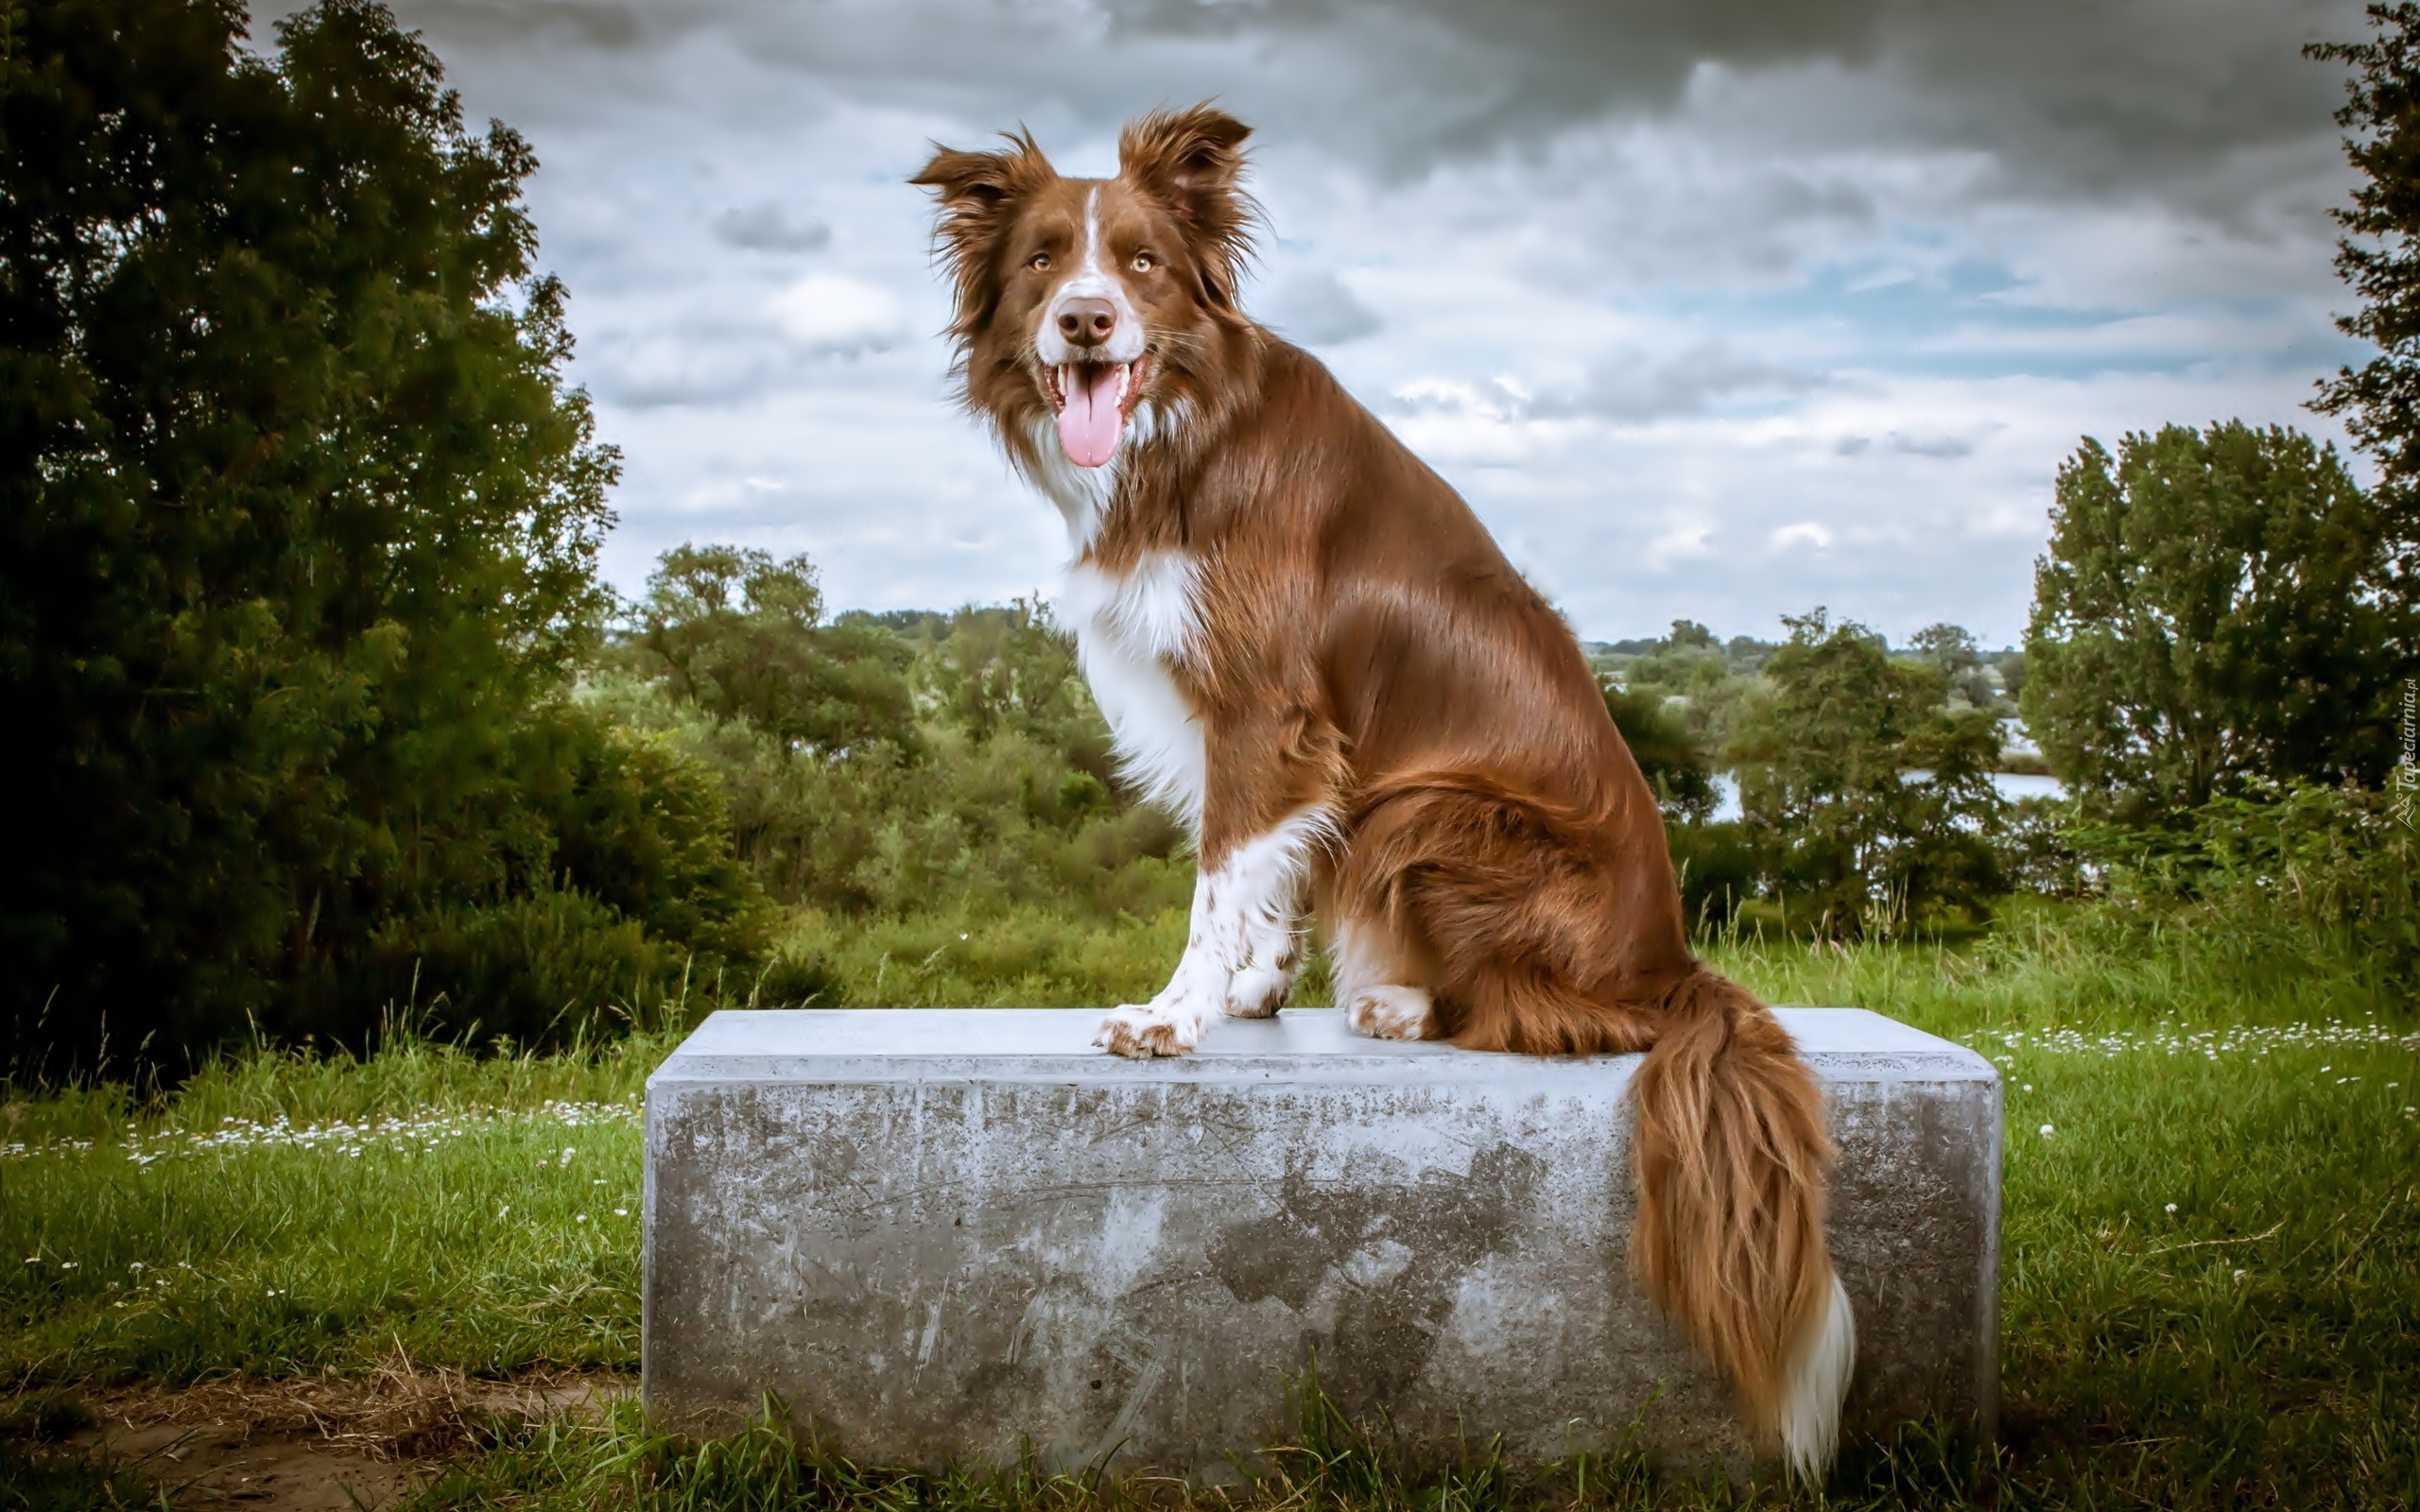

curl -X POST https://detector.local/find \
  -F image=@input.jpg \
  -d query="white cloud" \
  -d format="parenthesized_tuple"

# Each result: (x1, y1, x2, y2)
(769, 273, 909, 352)
(1771, 522, 1838, 552)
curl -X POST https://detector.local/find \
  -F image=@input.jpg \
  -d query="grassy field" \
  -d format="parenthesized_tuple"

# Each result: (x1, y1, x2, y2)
(3, 902, 2415, 1509)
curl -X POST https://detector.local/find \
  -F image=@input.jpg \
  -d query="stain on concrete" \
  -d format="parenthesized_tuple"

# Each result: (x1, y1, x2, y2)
(1209, 1143, 1546, 1407)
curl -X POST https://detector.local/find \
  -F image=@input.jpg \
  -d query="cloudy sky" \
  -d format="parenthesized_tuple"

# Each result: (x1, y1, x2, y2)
(271, 0, 2374, 646)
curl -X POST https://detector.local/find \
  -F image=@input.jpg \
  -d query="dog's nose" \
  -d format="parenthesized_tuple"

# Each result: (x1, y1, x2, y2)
(1057, 298, 1117, 348)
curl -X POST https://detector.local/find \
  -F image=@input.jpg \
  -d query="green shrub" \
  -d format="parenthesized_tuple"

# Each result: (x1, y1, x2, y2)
(2076, 782, 2420, 987)
(596, 561, 1191, 924)
(361, 888, 680, 1046)
(1667, 818, 1756, 932)
(545, 714, 770, 967)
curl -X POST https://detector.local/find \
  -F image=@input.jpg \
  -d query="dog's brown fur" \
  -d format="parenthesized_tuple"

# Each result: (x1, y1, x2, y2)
(914, 106, 1846, 1463)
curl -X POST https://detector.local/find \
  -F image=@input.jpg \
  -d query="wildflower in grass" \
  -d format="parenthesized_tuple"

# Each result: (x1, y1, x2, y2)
(2234, 1269, 2248, 1282)
(2023, 1084, 2033, 1091)
(2040, 1124, 2055, 1138)
(576, 1213, 588, 1224)
(2166, 1203, 2178, 1214)
(614, 1208, 628, 1216)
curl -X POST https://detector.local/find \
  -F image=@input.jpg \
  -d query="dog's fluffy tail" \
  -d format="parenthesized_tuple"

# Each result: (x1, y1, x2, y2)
(1632, 968, 1855, 1481)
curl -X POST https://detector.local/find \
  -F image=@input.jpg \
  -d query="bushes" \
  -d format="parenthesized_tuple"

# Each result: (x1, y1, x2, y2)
(596, 562, 1193, 924)
(1726, 610, 2008, 936)
(362, 889, 680, 1046)
(2071, 782, 2420, 987)
(544, 716, 768, 968)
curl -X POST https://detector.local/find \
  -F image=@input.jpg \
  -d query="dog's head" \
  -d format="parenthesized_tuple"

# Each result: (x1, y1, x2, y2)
(912, 106, 1257, 472)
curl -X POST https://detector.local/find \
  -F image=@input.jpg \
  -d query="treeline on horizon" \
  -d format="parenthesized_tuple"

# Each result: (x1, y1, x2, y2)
(5, 0, 2418, 1075)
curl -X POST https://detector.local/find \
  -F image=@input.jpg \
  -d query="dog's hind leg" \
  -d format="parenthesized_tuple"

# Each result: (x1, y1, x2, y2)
(1328, 909, 1438, 1041)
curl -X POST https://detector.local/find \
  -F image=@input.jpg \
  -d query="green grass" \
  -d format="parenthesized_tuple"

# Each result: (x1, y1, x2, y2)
(0, 1032, 662, 1383)
(4, 900, 2416, 1507)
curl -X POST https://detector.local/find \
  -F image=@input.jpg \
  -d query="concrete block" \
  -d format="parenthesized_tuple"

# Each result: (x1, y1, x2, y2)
(643, 1007, 1998, 1476)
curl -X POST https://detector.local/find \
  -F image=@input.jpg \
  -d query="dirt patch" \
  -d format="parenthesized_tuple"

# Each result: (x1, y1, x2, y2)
(8, 1366, 630, 1509)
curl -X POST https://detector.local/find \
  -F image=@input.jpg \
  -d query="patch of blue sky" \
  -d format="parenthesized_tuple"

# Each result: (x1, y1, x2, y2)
(1643, 251, 2353, 386)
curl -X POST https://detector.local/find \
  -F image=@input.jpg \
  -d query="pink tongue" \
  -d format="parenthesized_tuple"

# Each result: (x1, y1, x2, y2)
(1056, 365, 1125, 469)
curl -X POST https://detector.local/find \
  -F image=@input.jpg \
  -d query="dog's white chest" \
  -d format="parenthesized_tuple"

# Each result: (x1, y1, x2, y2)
(1060, 553, 1206, 831)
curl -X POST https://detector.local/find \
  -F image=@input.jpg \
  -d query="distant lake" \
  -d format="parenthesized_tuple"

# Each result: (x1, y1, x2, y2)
(1706, 771, 2066, 823)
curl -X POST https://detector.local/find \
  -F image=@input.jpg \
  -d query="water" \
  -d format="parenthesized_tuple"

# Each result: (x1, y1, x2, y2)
(1705, 770, 2066, 823)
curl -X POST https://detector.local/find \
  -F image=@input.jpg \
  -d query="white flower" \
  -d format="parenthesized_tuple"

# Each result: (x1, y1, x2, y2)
(2038, 1124, 2055, 1138)
(2165, 1203, 2177, 1214)
(614, 1208, 629, 1217)
(2233, 1269, 2247, 1282)
(575, 1214, 588, 1224)
(2022, 1084, 2033, 1092)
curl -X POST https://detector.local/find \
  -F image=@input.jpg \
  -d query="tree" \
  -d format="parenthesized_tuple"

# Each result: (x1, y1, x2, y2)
(2020, 424, 2397, 824)
(1727, 610, 2004, 936)
(627, 544, 918, 759)
(2311, 5, 2420, 549)
(0, 0, 748, 1067)
(1908, 623, 1998, 709)
(1601, 682, 1718, 824)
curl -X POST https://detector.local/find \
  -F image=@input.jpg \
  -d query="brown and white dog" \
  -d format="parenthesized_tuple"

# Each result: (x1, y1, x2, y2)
(914, 106, 1855, 1479)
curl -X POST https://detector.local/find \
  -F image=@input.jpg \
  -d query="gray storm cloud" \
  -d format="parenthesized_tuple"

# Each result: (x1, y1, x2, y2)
(377, 0, 2353, 204)
(252, 0, 2371, 644)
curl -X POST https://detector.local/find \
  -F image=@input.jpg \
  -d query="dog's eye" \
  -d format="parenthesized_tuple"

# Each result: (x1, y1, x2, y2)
(1028, 253, 1052, 272)
(1131, 251, 1155, 273)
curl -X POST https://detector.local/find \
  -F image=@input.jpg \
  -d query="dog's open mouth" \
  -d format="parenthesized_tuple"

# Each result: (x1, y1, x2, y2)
(1042, 355, 1151, 469)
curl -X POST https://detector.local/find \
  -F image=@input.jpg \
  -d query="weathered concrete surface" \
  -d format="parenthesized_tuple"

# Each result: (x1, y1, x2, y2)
(644, 1007, 1998, 1476)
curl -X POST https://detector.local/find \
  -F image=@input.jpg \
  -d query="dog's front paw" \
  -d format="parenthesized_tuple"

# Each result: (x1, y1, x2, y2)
(1095, 999, 1209, 1057)
(1222, 965, 1291, 1019)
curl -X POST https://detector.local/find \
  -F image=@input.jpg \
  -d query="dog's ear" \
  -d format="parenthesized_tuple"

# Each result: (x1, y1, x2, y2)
(1118, 105, 1258, 311)
(911, 130, 1056, 338)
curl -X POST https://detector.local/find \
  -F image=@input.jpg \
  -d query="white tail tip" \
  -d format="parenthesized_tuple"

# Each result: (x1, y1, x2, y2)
(1778, 1270, 1857, 1484)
